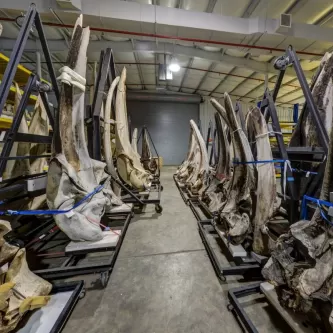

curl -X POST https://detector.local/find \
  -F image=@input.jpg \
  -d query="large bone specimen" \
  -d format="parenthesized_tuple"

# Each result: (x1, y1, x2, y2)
(141, 128, 158, 175)
(185, 120, 209, 195)
(246, 107, 276, 255)
(202, 112, 231, 212)
(262, 54, 333, 331)
(103, 76, 122, 198)
(47, 16, 120, 242)
(131, 128, 141, 160)
(176, 129, 197, 181)
(115, 68, 151, 190)
(211, 94, 255, 245)
(0, 221, 51, 332)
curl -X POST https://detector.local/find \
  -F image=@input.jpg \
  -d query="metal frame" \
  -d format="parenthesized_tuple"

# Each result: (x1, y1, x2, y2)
(90, 48, 116, 161)
(209, 127, 217, 166)
(257, 46, 328, 222)
(25, 211, 133, 287)
(49, 280, 85, 333)
(197, 220, 262, 281)
(173, 174, 189, 205)
(137, 126, 162, 179)
(227, 283, 261, 333)
(0, 4, 56, 189)
(227, 45, 330, 333)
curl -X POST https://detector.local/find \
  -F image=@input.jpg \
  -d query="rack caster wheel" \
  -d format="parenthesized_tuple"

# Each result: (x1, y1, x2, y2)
(155, 204, 163, 213)
(160, 186, 164, 191)
(100, 271, 110, 288)
(227, 303, 234, 312)
(79, 289, 86, 299)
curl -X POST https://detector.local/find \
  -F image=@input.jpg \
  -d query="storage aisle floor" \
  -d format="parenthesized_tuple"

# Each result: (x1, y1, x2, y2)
(63, 167, 290, 333)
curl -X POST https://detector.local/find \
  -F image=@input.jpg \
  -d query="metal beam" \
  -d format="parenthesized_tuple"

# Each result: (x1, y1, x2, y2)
(209, 67, 235, 96)
(0, 39, 315, 79)
(229, 72, 258, 94)
(194, 63, 216, 93)
(3, 0, 333, 45)
(314, 7, 333, 25)
(179, 58, 193, 92)
(205, 0, 217, 13)
(241, 0, 261, 18)
(285, 0, 309, 14)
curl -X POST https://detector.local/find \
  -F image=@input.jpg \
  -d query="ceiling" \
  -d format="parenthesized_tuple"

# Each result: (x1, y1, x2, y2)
(1, 0, 333, 107)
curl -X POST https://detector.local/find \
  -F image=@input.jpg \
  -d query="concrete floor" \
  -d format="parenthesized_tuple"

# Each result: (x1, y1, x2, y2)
(63, 167, 291, 333)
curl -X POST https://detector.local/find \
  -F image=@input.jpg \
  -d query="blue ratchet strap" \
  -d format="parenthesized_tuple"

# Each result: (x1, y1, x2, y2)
(233, 158, 285, 165)
(0, 184, 104, 216)
(232, 159, 294, 182)
(301, 195, 333, 226)
(292, 168, 318, 175)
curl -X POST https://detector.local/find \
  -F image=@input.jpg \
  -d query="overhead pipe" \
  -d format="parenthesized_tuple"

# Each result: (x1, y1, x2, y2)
(125, 83, 298, 106)
(18, 60, 301, 89)
(126, 91, 201, 103)
(0, 17, 325, 57)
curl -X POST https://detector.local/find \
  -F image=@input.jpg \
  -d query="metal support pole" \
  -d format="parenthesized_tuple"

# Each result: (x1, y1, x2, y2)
(91, 49, 114, 160)
(206, 121, 212, 151)
(34, 11, 60, 103)
(36, 51, 42, 79)
(0, 5, 36, 117)
(0, 75, 37, 176)
(265, 90, 298, 223)
(288, 46, 328, 154)
(209, 128, 216, 166)
(235, 102, 246, 135)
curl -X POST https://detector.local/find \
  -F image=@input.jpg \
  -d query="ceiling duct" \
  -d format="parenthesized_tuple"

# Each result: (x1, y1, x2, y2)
(276, 13, 292, 34)
(158, 54, 173, 81)
(56, 0, 81, 10)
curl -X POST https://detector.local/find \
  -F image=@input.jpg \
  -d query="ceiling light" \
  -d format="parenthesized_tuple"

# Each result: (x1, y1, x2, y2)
(169, 63, 180, 72)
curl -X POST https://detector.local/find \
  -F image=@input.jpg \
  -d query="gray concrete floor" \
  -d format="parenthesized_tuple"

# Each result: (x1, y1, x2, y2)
(63, 167, 291, 333)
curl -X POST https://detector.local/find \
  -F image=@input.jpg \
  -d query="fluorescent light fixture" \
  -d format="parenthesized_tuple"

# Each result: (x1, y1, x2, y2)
(169, 63, 180, 72)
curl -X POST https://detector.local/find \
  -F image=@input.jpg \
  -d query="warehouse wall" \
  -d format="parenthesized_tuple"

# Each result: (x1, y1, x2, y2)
(127, 99, 200, 165)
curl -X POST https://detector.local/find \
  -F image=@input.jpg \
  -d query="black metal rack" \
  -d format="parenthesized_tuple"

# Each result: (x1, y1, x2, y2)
(227, 45, 329, 333)
(0, 4, 57, 200)
(137, 126, 162, 180)
(4, 211, 133, 288)
(86, 50, 163, 214)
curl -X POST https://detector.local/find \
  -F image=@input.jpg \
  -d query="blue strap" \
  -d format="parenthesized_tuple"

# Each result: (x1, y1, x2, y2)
(233, 159, 286, 165)
(301, 195, 333, 226)
(0, 184, 105, 216)
(292, 168, 318, 175)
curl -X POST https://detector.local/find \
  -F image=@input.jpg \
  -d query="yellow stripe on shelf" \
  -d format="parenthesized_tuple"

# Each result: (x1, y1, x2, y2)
(0, 53, 50, 85)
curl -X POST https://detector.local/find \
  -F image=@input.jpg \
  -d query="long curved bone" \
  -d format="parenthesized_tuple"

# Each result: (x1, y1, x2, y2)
(141, 128, 158, 175)
(185, 120, 209, 194)
(211, 94, 255, 244)
(104, 76, 123, 198)
(246, 107, 276, 255)
(131, 128, 141, 160)
(47, 16, 120, 241)
(115, 68, 151, 190)
(176, 129, 197, 180)
(202, 112, 231, 212)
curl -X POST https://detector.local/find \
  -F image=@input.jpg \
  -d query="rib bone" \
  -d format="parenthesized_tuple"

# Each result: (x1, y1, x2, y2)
(115, 68, 151, 190)
(47, 16, 119, 241)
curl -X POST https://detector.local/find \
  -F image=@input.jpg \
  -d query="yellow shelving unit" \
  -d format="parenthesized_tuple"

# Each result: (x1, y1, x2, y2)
(0, 53, 49, 129)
